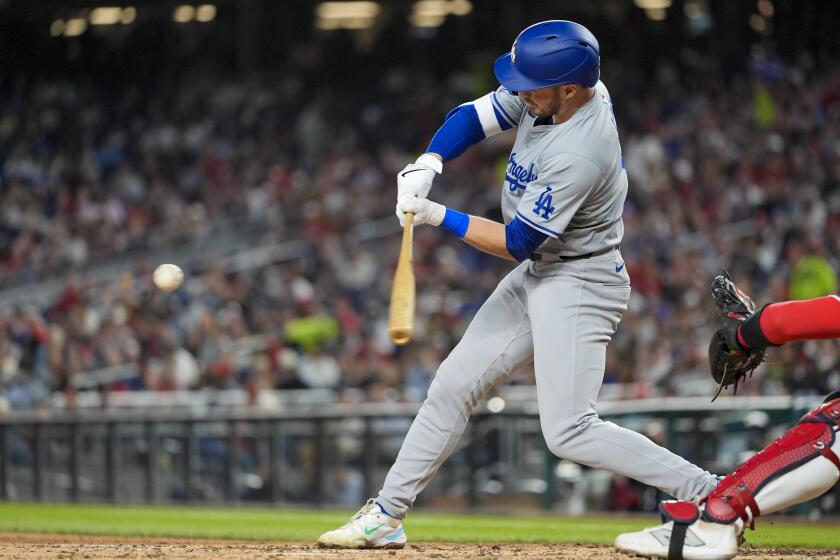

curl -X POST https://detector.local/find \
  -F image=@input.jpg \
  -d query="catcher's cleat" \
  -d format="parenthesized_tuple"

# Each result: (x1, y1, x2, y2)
(615, 501, 741, 560)
(708, 271, 767, 401)
(317, 498, 407, 549)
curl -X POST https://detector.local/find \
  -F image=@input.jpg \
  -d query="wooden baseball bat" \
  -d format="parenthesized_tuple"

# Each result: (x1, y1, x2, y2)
(388, 212, 415, 345)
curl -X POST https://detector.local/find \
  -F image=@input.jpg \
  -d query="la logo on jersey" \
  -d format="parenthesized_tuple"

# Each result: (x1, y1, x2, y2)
(533, 186, 555, 219)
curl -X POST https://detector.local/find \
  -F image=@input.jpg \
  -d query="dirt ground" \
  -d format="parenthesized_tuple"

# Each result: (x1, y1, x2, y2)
(0, 534, 837, 560)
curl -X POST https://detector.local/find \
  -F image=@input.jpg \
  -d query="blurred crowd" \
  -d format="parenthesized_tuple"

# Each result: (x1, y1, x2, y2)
(1, 59, 839, 412)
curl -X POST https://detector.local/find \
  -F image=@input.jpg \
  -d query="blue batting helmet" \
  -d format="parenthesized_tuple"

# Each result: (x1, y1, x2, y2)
(494, 20, 600, 92)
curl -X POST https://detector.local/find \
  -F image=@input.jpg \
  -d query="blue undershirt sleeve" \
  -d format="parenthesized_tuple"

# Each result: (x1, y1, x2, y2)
(505, 216, 548, 261)
(426, 105, 486, 162)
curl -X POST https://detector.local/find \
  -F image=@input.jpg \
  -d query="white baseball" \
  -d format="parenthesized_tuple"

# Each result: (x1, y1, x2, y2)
(153, 263, 184, 292)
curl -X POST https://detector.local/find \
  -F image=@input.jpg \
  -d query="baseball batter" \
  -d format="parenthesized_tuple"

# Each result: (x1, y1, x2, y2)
(319, 20, 718, 549)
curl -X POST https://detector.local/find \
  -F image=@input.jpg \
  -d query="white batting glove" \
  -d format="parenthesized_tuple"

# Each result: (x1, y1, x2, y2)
(396, 153, 442, 223)
(396, 196, 446, 228)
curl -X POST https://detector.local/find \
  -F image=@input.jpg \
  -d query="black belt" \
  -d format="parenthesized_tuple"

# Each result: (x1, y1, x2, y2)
(530, 246, 616, 263)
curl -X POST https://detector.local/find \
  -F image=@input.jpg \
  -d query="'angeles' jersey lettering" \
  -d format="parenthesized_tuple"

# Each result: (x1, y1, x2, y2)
(505, 153, 537, 191)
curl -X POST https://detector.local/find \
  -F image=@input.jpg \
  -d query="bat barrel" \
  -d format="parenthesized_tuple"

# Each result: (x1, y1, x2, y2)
(388, 213, 415, 345)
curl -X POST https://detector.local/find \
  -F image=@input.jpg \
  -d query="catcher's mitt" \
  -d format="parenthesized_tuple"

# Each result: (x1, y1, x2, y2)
(709, 271, 766, 400)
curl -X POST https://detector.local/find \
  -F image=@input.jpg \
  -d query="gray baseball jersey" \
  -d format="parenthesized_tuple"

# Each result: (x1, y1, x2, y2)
(375, 82, 717, 520)
(472, 81, 627, 256)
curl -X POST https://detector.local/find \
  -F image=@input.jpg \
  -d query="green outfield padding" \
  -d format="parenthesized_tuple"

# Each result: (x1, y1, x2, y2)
(0, 503, 836, 548)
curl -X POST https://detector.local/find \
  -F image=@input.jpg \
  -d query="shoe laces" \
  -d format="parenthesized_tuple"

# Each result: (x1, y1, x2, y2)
(351, 498, 378, 521)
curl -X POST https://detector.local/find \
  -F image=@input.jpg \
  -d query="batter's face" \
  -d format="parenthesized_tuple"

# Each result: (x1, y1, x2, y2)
(518, 85, 576, 117)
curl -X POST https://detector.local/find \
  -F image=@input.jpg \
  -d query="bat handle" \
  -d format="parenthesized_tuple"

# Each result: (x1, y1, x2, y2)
(401, 213, 414, 257)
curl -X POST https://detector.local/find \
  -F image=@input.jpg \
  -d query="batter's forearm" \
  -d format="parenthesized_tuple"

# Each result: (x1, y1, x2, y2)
(400, 200, 537, 262)
(461, 216, 517, 261)
(434, 208, 544, 262)
(431, 205, 514, 260)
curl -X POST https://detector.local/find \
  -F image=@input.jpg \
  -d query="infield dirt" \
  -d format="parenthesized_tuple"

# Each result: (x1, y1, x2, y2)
(0, 534, 838, 560)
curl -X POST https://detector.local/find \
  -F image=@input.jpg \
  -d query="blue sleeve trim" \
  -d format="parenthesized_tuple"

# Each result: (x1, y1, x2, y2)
(515, 211, 562, 237)
(505, 217, 548, 261)
(427, 105, 485, 162)
(441, 208, 469, 238)
(492, 105, 513, 131)
(491, 93, 516, 127)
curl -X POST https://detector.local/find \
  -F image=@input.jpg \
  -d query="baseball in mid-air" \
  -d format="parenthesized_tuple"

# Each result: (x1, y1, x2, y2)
(153, 263, 184, 292)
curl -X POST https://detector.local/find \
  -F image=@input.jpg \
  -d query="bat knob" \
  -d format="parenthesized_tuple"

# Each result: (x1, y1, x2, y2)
(389, 328, 412, 345)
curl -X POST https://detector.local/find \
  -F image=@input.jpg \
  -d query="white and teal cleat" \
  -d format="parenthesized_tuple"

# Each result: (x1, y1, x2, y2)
(318, 498, 407, 549)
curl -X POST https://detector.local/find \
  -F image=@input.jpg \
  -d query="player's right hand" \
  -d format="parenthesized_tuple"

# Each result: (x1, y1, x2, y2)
(396, 153, 442, 223)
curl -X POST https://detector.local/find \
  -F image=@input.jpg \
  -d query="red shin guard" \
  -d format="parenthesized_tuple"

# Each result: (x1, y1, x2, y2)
(703, 393, 840, 526)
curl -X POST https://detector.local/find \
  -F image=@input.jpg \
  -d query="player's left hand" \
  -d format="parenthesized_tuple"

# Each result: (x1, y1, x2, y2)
(396, 196, 446, 228)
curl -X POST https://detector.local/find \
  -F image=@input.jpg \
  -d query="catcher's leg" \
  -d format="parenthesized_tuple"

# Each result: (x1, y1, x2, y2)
(739, 295, 840, 349)
(615, 393, 840, 559)
(704, 391, 840, 524)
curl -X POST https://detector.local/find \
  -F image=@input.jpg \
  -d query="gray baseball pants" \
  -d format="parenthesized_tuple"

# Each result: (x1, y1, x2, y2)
(377, 249, 717, 518)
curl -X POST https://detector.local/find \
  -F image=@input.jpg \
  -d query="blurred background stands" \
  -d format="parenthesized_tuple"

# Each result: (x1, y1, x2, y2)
(0, 0, 839, 516)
